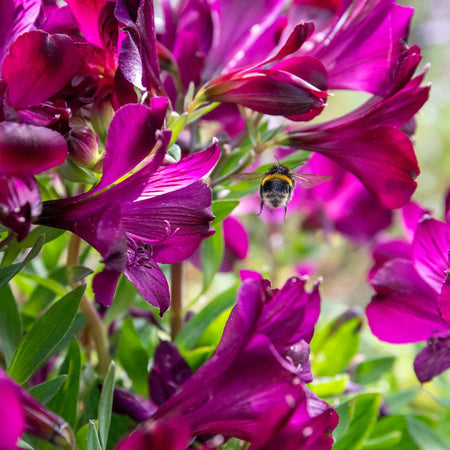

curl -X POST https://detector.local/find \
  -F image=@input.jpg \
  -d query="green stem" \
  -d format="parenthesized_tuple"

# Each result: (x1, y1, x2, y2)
(66, 233, 110, 376)
(170, 262, 184, 340)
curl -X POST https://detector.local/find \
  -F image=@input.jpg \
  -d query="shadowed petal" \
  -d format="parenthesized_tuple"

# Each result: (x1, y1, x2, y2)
(3, 31, 79, 108)
(367, 258, 448, 343)
(0, 122, 67, 177)
(413, 332, 450, 383)
(412, 217, 450, 293)
(401, 201, 430, 242)
(439, 272, 450, 324)
(0, 0, 41, 67)
(113, 386, 157, 422)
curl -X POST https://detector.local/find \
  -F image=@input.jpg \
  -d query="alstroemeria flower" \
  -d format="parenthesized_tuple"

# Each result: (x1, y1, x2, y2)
(0, 368, 74, 449)
(291, 153, 392, 242)
(38, 99, 220, 313)
(290, 0, 419, 95)
(279, 68, 429, 209)
(366, 207, 450, 382)
(118, 273, 337, 448)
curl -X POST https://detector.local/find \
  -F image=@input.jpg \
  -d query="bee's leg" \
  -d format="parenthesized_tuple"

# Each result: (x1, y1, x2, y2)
(283, 202, 288, 221)
(257, 200, 264, 216)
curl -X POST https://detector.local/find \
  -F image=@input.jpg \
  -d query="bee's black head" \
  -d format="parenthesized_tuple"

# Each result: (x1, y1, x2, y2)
(266, 163, 292, 176)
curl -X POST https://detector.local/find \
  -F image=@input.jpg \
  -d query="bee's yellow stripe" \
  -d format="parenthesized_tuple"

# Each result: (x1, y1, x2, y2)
(261, 173, 293, 187)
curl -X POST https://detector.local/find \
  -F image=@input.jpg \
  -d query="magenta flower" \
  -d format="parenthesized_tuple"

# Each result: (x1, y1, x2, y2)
(366, 205, 450, 382)
(279, 68, 429, 209)
(117, 273, 337, 448)
(0, 368, 74, 449)
(38, 99, 220, 312)
(291, 153, 392, 242)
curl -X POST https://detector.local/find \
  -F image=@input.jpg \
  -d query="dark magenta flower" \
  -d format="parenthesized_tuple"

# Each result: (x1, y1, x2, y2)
(290, 153, 392, 242)
(38, 99, 220, 313)
(0, 368, 74, 449)
(279, 69, 429, 209)
(366, 208, 450, 382)
(118, 273, 337, 448)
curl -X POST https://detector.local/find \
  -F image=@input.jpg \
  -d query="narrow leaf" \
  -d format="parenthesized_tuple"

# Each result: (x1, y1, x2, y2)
(0, 284, 22, 366)
(0, 235, 44, 289)
(201, 223, 224, 292)
(211, 200, 240, 224)
(87, 421, 102, 450)
(98, 361, 116, 449)
(28, 375, 67, 404)
(8, 285, 84, 384)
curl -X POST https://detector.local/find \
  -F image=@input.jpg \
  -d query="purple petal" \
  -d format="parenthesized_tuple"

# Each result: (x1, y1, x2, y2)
(401, 201, 431, 242)
(148, 341, 192, 405)
(287, 125, 419, 209)
(413, 331, 450, 383)
(367, 258, 448, 343)
(439, 272, 450, 324)
(113, 386, 157, 422)
(140, 143, 220, 198)
(369, 239, 412, 279)
(172, 31, 204, 89)
(205, 69, 327, 119)
(0, 122, 67, 177)
(0, 0, 40, 67)
(96, 99, 168, 191)
(65, 0, 106, 47)
(0, 379, 25, 449)
(412, 217, 450, 293)
(0, 176, 42, 241)
(115, 0, 162, 94)
(124, 241, 170, 314)
(3, 31, 79, 108)
(284, 340, 313, 384)
(125, 181, 215, 264)
(117, 418, 191, 450)
(203, 0, 285, 78)
(220, 216, 249, 272)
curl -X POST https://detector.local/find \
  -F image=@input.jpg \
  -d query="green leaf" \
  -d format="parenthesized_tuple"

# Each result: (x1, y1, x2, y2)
(167, 112, 187, 147)
(181, 345, 216, 372)
(406, 417, 449, 450)
(333, 393, 382, 450)
(176, 284, 237, 351)
(66, 265, 94, 284)
(310, 313, 362, 377)
(28, 375, 67, 404)
(200, 222, 224, 292)
(76, 424, 90, 450)
(8, 285, 84, 384)
(308, 374, 350, 398)
(211, 200, 240, 224)
(0, 235, 44, 289)
(103, 276, 137, 326)
(98, 361, 116, 449)
(354, 357, 396, 385)
(368, 415, 419, 450)
(167, 143, 182, 161)
(47, 340, 81, 428)
(60, 158, 98, 184)
(117, 318, 149, 396)
(14, 226, 64, 249)
(16, 272, 67, 296)
(87, 420, 102, 450)
(362, 431, 402, 449)
(42, 232, 67, 270)
(0, 284, 22, 366)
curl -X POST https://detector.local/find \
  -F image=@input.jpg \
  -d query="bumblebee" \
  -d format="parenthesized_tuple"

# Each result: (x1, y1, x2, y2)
(257, 162, 330, 220)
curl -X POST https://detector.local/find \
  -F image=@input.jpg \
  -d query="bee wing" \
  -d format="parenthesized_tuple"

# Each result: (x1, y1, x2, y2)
(292, 173, 332, 188)
(232, 172, 264, 183)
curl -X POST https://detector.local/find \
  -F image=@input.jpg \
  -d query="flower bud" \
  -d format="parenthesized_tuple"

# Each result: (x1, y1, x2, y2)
(67, 116, 99, 168)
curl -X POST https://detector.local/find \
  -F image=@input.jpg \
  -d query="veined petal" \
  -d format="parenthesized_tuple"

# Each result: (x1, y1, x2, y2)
(412, 217, 450, 293)
(0, 122, 67, 177)
(3, 31, 79, 108)
(96, 98, 168, 191)
(413, 332, 450, 383)
(0, 0, 41, 67)
(367, 258, 448, 343)
(140, 143, 220, 198)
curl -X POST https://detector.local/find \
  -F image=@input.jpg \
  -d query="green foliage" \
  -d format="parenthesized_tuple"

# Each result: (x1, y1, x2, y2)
(200, 222, 224, 291)
(28, 375, 67, 404)
(98, 361, 116, 449)
(8, 285, 84, 384)
(0, 284, 22, 366)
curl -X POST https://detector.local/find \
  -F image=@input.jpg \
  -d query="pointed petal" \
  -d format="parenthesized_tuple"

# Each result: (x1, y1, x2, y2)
(3, 31, 79, 108)
(97, 98, 168, 191)
(0, 122, 67, 177)
(413, 332, 450, 383)
(367, 258, 447, 343)
(412, 217, 450, 293)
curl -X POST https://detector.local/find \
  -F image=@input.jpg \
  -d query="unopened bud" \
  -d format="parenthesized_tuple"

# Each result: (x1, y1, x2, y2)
(67, 116, 98, 168)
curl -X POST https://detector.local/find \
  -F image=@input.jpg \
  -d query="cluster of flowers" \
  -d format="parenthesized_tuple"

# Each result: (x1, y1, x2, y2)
(0, 0, 443, 448)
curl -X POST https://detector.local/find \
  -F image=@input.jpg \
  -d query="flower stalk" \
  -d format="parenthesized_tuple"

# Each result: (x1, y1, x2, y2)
(170, 261, 184, 340)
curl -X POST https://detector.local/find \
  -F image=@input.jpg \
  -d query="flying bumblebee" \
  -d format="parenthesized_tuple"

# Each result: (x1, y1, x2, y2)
(233, 161, 331, 220)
